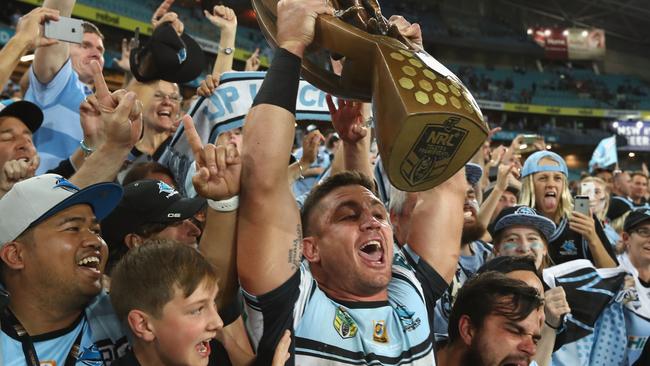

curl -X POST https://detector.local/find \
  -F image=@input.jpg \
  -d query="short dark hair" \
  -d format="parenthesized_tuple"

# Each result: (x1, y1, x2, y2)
(81, 22, 104, 39)
(447, 271, 544, 343)
(122, 162, 176, 187)
(110, 242, 218, 323)
(300, 171, 377, 236)
(477, 256, 542, 282)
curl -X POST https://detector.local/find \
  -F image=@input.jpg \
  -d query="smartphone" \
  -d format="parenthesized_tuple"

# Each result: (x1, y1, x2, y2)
(574, 195, 591, 216)
(44, 16, 84, 44)
(581, 182, 596, 200)
(522, 134, 541, 145)
(518, 134, 541, 153)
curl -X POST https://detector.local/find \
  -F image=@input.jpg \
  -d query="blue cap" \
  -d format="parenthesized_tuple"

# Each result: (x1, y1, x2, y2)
(521, 151, 568, 178)
(489, 205, 556, 241)
(465, 163, 483, 185)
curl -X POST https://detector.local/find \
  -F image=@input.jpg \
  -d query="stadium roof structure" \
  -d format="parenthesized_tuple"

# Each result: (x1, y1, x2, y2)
(499, 0, 650, 56)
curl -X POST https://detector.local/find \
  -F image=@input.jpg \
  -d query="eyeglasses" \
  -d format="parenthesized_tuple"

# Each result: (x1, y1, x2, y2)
(632, 228, 650, 238)
(153, 91, 182, 103)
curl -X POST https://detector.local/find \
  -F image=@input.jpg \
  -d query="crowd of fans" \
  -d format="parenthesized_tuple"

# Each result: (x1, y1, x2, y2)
(0, 0, 648, 365)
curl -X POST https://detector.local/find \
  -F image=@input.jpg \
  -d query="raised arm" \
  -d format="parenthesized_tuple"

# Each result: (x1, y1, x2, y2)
(0, 7, 59, 89)
(32, 0, 75, 84)
(237, 0, 333, 296)
(70, 61, 142, 187)
(204, 5, 237, 75)
(326, 95, 373, 179)
(406, 168, 468, 284)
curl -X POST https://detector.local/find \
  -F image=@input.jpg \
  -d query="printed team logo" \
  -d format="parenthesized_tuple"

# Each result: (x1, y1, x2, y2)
(157, 181, 179, 199)
(333, 306, 358, 339)
(54, 177, 80, 193)
(559, 240, 577, 256)
(395, 304, 421, 332)
(400, 117, 468, 187)
(372, 320, 389, 343)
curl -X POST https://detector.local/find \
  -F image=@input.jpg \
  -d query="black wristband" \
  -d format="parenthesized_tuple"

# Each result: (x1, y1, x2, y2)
(252, 48, 302, 115)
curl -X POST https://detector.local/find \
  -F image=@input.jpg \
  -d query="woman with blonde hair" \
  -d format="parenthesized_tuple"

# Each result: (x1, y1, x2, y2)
(580, 176, 619, 246)
(519, 151, 617, 267)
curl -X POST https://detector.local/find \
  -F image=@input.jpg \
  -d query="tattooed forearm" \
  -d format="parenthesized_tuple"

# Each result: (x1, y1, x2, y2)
(288, 224, 303, 271)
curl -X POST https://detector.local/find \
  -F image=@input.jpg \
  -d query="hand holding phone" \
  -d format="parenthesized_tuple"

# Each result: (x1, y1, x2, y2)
(44, 16, 84, 44)
(574, 195, 591, 216)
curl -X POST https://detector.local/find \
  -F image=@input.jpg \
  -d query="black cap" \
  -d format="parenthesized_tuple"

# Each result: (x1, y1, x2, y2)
(130, 22, 205, 84)
(100, 179, 205, 248)
(0, 100, 43, 132)
(488, 205, 556, 241)
(623, 207, 650, 232)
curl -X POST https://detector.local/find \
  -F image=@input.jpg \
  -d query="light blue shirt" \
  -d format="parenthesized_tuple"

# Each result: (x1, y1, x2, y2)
(25, 59, 92, 173)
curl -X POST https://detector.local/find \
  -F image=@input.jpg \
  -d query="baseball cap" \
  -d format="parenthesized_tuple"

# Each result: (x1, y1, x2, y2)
(488, 205, 556, 241)
(623, 207, 650, 232)
(0, 100, 43, 133)
(465, 163, 483, 185)
(0, 174, 123, 245)
(100, 180, 205, 248)
(521, 151, 568, 178)
(130, 22, 205, 84)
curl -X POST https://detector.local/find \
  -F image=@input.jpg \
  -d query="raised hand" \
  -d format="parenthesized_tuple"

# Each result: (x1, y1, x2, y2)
(151, 0, 183, 34)
(196, 74, 219, 97)
(79, 94, 105, 149)
(0, 156, 40, 194)
(245, 48, 261, 72)
(204, 5, 237, 31)
(387, 15, 423, 49)
(14, 7, 60, 50)
(276, 0, 334, 57)
(326, 94, 367, 144)
(112, 37, 135, 72)
(544, 287, 570, 328)
(184, 115, 241, 200)
(300, 130, 325, 167)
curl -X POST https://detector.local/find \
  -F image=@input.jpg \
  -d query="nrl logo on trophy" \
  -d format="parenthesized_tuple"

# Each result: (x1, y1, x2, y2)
(253, 0, 488, 191)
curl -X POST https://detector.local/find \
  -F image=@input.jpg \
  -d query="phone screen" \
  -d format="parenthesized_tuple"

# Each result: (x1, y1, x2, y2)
(581, 182, 596, 200)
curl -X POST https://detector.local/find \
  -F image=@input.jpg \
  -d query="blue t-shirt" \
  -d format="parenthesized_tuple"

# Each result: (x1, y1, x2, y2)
(243, 244, 448, 365)
(1, 292, 128, 365)
(25, 59, 92, 174)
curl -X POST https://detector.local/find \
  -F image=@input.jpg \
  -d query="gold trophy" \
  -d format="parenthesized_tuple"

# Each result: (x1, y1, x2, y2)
(253, 0, 488, 191)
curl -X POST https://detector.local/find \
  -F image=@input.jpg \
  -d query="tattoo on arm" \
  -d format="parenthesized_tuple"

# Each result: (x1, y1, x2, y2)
(288, 224, 303, 271)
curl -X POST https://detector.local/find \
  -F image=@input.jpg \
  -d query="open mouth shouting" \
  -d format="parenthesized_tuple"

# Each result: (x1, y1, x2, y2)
(358, 239, 385, 268)
(196, 338, 212, 358)
(77, 254, 102, 278)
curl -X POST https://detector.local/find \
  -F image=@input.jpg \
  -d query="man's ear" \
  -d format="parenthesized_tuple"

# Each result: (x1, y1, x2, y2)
(302, 236, 320, 263)
(127, 309, 156, 342)
(0, 242, 26, 270)
(124, 234, 144, 249)
(458, 314, 476, 346)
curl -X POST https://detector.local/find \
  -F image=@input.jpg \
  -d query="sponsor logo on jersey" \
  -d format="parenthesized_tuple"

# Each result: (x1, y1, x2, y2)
(627, 335, 648, 350)
(373, 320, 389, 343)
(333, 306, 358, 339)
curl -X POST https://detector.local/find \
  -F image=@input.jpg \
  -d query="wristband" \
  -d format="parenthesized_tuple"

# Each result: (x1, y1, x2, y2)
(207, 195, 239, 212)
(544, 319, 559, 330)
(80, 140, 95, 157)
(252, 48, 301, 115)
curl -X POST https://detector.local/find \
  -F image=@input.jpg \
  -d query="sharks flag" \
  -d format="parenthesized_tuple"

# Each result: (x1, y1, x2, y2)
(158, 71, 334, 196)
(588, 135, 617, 173)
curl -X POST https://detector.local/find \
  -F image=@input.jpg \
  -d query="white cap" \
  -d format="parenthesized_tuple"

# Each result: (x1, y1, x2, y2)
(0, 174, 123, 245)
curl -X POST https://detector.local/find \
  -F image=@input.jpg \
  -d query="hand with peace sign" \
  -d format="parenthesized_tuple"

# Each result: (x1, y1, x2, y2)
(86, 60, 143, 150)
(183, 115, 241, 201)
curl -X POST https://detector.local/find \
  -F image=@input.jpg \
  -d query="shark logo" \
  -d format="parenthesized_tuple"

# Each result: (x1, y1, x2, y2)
(54, 177, 80, 193)
(157, 182, 179, 199)
(395, 304, 421, 332)
(560, 240, 577, 256)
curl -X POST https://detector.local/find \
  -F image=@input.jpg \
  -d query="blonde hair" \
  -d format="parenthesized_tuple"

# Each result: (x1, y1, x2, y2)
(580, 176, 610, 222)
(519, 174, 573, 222)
